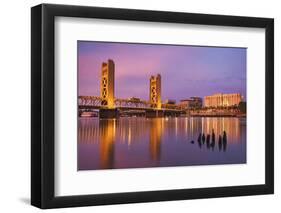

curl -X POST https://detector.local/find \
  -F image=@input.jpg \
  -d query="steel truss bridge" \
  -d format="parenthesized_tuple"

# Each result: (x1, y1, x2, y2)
(78, 96, 184, 111)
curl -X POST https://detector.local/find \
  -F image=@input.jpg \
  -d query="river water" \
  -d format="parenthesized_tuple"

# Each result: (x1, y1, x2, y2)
(78, 117, 246, 170)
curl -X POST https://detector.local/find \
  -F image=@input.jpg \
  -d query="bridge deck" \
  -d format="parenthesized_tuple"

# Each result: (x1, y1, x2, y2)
(78, 96, 184, 112)
(78, 105, 185, 112)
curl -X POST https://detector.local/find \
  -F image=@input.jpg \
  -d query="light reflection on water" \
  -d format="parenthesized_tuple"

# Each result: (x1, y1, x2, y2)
(78, 117, 246, 170)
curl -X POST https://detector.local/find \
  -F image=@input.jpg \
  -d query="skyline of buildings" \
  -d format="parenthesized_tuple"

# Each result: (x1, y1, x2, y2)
(89, 59, 245, 111)
(179, 97, 203, 109)
(78, 41, 246, 103)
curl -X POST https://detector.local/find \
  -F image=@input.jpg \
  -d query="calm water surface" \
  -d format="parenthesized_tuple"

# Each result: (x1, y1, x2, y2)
(78, 117, 246, 170)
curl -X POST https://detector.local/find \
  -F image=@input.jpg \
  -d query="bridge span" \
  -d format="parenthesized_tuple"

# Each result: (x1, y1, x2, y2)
(79, 59, 186, 118)
(78, 96, 186, 118)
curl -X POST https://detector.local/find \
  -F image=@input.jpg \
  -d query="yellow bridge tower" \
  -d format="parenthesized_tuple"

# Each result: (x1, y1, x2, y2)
(150, 74, 162, 109)
(100, 59, 115, 108)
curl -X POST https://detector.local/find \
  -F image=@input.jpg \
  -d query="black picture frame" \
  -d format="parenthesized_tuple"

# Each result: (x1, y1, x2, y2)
(31, 3, 274, 209)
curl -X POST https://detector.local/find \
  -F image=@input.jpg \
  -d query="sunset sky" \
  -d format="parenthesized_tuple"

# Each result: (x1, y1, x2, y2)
(78, 41, 246, 102)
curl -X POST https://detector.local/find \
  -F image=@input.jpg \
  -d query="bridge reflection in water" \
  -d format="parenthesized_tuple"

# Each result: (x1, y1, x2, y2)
(78, 117, 246, 170)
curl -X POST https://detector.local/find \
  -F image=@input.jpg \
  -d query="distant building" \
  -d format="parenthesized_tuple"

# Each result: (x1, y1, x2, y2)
(179, 97, 202, 109)
(129, 97, 141, 102)
(204, 93, 242, 107)
(164, 99, 176, 105)
(150, 74, 161, 109)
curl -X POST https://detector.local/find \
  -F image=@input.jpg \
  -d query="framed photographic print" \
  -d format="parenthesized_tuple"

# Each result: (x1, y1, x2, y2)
(31, 4, 274, 209)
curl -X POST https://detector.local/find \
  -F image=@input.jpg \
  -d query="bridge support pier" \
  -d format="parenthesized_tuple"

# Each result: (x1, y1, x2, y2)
(99, 108, 119, 119)
(145, 109, 164, 118)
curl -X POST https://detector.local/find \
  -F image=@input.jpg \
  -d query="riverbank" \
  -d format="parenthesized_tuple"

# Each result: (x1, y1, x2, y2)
(190, 113, 246, 118)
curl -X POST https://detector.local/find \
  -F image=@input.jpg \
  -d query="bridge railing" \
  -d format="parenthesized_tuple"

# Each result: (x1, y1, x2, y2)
(78, 96, 102, 106)
(115, 98, 150, 108)
(78, 96, 185, 111)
